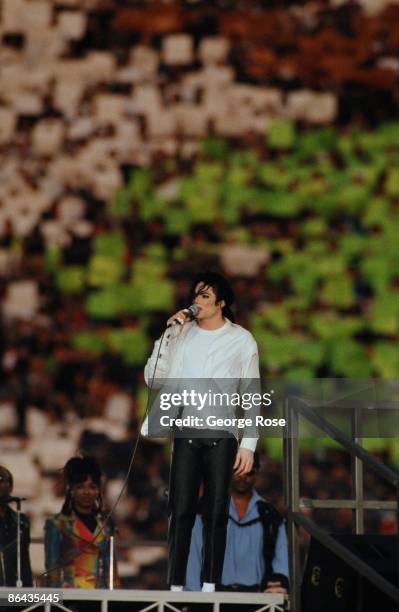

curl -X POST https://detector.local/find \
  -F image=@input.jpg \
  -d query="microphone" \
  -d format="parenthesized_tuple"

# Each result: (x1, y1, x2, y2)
(0, 495, 27, 504)
(168, 304, 200, 327)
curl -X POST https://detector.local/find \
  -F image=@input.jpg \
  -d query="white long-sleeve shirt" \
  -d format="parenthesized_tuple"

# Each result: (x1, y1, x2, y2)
(142, 318, 260, 451)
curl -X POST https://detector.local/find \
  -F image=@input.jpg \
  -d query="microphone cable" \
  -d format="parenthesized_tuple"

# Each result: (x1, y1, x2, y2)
(95, 308, 197, 536)
(37, 325, 171, 586)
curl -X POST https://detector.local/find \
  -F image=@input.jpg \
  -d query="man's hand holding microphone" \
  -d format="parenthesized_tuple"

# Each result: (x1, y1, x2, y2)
(167, 304, 200, 327)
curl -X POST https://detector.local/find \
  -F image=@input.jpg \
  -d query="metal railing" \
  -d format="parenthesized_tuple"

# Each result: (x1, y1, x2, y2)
(0, 587, 287, 612)
(284, 396, 399, 612)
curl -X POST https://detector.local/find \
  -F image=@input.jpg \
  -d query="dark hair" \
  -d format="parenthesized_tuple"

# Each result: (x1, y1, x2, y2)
(0, 466, 13, 490)
(61, 456, 102, 515)
(63, 456, 102, 487)
(189, 271, 235, 322)
(253, 452, 260, 472)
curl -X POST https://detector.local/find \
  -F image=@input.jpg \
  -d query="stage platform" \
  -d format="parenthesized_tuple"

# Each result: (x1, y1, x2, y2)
(0, 587, 287, 612)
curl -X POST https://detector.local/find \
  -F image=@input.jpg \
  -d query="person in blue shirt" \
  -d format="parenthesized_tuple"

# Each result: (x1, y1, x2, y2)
(185, 453, 289, 593)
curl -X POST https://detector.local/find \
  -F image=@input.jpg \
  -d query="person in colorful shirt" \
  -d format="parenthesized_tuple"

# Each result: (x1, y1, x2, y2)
(44, 456, 118, 589)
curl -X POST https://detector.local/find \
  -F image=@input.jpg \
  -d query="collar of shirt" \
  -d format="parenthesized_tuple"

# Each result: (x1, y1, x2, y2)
(229, 489, 263, 522)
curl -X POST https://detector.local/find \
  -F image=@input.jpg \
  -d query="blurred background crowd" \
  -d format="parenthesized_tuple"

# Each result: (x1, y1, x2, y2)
(1, 0, 399, 587)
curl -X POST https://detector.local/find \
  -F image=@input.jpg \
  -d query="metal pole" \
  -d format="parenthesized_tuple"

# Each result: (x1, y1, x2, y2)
(109, 535, 114, 590)
(351, 406, 364, 534)
(284, 397, 301, 612)
(16, 499, 22, 588)
(351, 405, 364, 612)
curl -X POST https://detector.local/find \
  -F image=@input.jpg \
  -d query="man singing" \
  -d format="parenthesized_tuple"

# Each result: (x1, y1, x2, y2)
(143, 272, 260, 593)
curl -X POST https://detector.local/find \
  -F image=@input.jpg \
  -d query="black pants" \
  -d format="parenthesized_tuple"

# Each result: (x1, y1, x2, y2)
(167, 435, 238, 586)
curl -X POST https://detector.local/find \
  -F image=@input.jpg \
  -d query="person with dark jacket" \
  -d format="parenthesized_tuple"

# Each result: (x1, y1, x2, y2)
(0, 465, 32, 587)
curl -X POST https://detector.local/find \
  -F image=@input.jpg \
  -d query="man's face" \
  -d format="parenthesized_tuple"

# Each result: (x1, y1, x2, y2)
(0, 467, 12, 501)
(192, 283, 225, 321)
(231, 470, 256, 495)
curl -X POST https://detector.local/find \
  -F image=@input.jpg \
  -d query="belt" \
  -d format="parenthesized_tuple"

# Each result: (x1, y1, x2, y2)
(217, 583, 260, 592)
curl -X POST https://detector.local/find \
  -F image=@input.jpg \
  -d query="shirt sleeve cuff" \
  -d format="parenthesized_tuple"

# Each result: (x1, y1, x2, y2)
(141, 417, 149, 436)
(239, 437, 257, 452)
